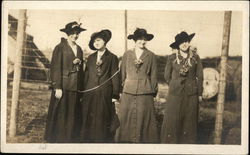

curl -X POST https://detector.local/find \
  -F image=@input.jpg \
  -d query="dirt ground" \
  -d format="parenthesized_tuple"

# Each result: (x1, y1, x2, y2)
(6, 85, 241, 144)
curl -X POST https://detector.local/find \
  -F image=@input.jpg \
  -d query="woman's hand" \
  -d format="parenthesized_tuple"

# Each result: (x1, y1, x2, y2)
(112, 98, 118, 103)
(55, 89, 62, 99)
(112, 98, 119, 114)
(198, 96, 203, 103)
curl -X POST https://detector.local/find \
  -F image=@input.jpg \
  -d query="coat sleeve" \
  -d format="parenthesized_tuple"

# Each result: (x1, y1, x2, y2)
(164, 55, 173, 85)
(111, 55, 121, 99)
(150, 53, 158, 97)
(50, 45, 62, 89)
(120, 52, 127, 91)
(196, 54, 204, 96)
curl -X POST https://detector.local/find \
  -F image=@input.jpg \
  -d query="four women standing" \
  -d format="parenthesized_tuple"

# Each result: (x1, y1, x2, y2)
(46, 22, 203, 144)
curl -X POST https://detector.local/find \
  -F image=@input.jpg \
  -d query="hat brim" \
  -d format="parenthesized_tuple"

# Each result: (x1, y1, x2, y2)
(89, 39, 96, 50)
(170, 33, 195, 49)
(60, 27, 86, 34)
(127, 34, 154, 41)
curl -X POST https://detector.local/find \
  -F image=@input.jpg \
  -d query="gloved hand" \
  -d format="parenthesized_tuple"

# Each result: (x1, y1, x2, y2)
(198, 96, 203, 103)
(112, 98, 118, 103)
(55, 89, 63, 99)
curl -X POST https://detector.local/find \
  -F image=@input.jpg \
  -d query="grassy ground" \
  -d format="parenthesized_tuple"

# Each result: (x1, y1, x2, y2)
(6, 88, 50, 143)
(6, 84, 241, 144)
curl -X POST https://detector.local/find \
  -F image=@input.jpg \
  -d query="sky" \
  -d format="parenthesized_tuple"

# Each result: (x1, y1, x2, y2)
(9, 10, 242, 59)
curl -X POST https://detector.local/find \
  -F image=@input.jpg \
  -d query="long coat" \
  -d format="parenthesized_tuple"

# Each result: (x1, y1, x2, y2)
(80, 49, 120, 143)
(161, 48, 203, 144)
(44, 38, 84, 143)
(116, 48, 159, 143)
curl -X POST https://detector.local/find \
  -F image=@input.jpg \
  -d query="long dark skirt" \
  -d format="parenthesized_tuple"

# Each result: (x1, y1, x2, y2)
(161, 94, 199, 144)
(44, 90, 82, 143)
(116, 93, 159, 143)
(80, 89, 114, 143)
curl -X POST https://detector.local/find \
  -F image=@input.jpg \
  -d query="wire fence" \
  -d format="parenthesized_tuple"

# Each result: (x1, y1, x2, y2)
(7, 28, 242, 97)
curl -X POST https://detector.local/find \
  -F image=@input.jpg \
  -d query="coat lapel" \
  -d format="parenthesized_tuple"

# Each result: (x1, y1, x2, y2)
(93, 51, 98, 63)
(131, 49, 137, 60)
(132, 48, 149, 61)
(76, 45, 82, 59)
(140, 48, 149, 61)
(101, 49, 109, 63)
(65, 42, 77, 60)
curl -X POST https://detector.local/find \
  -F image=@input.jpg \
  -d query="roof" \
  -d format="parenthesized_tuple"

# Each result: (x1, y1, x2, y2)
(8, 14, 50, 82)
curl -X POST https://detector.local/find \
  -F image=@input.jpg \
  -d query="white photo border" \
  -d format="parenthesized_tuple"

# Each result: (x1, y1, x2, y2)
(1, 1, 249, 154)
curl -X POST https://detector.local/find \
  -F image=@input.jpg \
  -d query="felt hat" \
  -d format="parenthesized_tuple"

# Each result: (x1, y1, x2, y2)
(89, 29, 112, 50)
(60, 21, 86, 35)
(170, 31, 195, 49)
(127, 28, 154, 41)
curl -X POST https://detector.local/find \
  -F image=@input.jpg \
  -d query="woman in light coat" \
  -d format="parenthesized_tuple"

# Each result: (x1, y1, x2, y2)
(116, 28, 158, 143)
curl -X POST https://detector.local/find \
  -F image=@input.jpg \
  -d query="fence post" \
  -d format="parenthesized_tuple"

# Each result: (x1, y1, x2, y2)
(9, 10, 27, 138)
(124, 10, 127, 52)
(214, 11, 232, 144)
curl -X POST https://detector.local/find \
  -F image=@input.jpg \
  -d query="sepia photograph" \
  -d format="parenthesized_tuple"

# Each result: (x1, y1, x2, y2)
(1, 1, 249, 154)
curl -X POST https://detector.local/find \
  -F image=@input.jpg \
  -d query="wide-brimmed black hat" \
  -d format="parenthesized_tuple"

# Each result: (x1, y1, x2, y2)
(60, 21, 86, 35)
(170, 31, 195, 49)
(89, 29, 112, 50)
(127, 28, 154, 41)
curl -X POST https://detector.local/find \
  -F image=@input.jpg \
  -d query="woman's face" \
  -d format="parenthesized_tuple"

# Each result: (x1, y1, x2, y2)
(135, 37, 147, 49)
(179, 41, 190, 52)
(93, 38, 106, 50)
(68, 32, 79, 42)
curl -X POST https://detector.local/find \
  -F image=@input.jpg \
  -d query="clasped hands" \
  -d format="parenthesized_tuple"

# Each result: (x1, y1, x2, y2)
(73, 58, 82, 65)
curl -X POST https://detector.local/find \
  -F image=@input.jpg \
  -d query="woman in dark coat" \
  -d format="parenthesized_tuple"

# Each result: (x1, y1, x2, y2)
(45, 22, 86, 143)
(80, 29, 120, 143)
(161, 31, 204, 144)
(116, 28, 158, 143)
